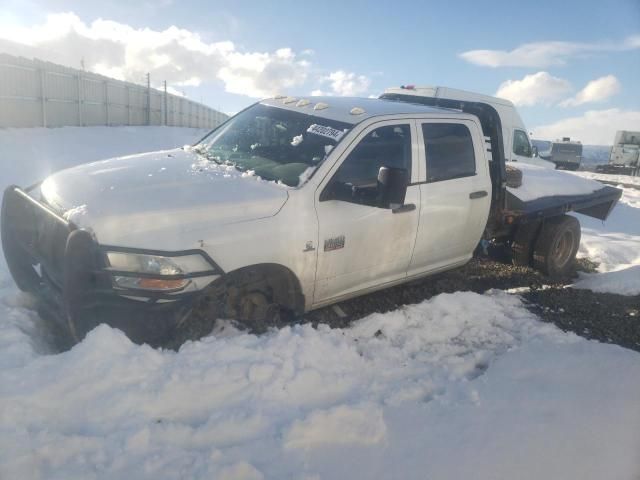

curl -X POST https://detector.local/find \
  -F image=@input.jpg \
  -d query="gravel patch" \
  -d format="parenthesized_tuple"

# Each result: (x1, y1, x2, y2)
(523, 288, 640, 352)
(305, 257, 640, 353)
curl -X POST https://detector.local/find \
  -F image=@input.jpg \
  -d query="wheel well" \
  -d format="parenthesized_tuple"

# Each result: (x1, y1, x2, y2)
(222, 263, 305, 315)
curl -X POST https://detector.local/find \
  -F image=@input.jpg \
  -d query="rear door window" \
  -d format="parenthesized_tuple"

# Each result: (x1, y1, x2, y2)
(422, 123, 476, 183)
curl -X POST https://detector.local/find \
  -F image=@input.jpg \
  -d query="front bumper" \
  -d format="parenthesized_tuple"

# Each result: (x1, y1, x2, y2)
(1, 185, 218, 346)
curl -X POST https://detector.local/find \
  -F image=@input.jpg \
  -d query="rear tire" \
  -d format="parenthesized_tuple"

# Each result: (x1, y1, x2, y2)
(532, 215, 581, 277)
(511, 221, 541, 267)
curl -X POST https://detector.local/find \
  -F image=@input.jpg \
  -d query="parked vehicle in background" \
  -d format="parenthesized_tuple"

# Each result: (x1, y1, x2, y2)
(381, 86, 556, 169)
(1, 93, 622, 347)
(597, 130, 640, 176)
(539, 138, 583, 171)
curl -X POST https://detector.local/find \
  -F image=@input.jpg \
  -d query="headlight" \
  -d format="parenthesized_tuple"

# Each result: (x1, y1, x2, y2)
(106, 252, 214, 292)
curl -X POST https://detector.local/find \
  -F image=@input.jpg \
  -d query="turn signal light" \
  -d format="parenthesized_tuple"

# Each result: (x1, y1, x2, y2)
(138, 278, 189, 290)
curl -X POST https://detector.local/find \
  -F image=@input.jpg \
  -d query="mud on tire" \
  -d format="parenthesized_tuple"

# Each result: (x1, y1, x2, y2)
(532, 215, 581, 277)
(511, 220, 541, 267)
(169, 268, 293, 348)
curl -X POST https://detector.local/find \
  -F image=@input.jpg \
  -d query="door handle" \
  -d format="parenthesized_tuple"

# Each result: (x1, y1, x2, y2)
(392, 203, 416, 214)
(469, 190, 488, 199)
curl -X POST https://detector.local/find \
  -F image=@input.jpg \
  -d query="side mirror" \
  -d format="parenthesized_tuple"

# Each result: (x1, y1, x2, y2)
(377, 166, 408, 209)
(532, 145, 539, 157)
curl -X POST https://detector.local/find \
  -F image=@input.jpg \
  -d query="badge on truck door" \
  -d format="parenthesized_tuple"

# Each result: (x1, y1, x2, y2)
(324, 235, 345, 251)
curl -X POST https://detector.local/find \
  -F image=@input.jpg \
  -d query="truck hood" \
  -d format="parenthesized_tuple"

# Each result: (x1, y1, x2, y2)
(39, 148, 289, 248)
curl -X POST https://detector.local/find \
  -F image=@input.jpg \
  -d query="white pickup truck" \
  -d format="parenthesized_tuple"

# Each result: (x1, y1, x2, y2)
(1, 90, 621, 346)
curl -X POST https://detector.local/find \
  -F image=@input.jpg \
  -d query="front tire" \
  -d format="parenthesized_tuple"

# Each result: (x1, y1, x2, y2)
(170, 271, 289, 347)
(532, 215, 581, 277)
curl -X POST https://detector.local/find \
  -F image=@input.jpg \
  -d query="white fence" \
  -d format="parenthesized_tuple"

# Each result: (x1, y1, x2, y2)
(0, 53, 228, 129)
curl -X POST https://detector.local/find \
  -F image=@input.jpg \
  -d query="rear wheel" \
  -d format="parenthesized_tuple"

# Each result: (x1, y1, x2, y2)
(511, 220, 541, 267)
(532, 215, 581, 277)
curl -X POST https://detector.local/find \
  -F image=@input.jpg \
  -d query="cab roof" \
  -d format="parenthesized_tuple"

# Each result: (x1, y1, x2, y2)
(260, 95, 462, 125)
(383, 86, 517, 108)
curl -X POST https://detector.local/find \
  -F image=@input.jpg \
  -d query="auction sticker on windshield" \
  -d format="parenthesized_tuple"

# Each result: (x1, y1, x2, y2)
(307, 124, 346, 142)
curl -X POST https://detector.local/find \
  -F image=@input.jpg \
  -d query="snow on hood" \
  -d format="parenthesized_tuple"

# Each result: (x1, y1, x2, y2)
(39, 148, 289, 248)
(507, 163, 604, 202)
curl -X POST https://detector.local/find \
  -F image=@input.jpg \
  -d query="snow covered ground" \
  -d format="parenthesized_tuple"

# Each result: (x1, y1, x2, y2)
(0, 126, 208, 186)
(572, 170, 640, 187)
(569, 171, 640, 295)
(1, 127, 639, 480)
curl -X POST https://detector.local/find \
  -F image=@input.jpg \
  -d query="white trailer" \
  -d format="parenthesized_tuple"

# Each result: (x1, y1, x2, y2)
(598, 130, 640, 176)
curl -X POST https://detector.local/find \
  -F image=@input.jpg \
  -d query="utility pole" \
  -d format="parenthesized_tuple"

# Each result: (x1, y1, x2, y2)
(146, 72, 151, 126)
(163, 80, 167, 126)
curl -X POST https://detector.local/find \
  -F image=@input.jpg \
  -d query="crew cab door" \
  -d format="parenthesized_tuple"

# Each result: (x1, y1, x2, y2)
(313, 121, 420, 304)
(407, 119, 491, 276)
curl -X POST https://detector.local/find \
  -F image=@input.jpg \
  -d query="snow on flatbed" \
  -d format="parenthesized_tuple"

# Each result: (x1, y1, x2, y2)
(1, 127, 639, 480)
(506, 162, 604, 202)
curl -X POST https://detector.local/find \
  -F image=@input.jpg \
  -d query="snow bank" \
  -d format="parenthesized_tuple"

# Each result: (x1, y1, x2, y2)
(507, 162, 603, 202)
(572, 265, 640, 295)
(573, 185, 640, 271)
(572, 170, 640, 187)
(0, 126, 208, 186)
(2, 291, 639, 480)
(0, 126, 639, 480)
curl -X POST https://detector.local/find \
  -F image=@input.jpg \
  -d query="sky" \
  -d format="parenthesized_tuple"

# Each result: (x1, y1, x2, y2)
(0, 0, 639, 144)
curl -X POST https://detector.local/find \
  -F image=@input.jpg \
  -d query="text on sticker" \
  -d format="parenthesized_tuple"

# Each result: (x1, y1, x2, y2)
(307, 124, 346, 142)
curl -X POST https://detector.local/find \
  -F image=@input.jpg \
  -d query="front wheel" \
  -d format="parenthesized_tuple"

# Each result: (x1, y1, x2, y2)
(532, 215, 581, 277)
(169, 272, 290, 347)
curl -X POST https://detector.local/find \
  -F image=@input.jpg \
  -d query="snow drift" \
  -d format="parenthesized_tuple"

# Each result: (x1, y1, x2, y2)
(0, 126, 639, 480)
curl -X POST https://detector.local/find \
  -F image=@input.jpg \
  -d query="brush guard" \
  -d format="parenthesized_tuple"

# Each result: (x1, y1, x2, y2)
(1, 186, 195, 346)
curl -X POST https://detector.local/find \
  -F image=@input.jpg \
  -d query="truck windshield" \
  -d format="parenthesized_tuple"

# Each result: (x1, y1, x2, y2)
(196, 103, 351, 186)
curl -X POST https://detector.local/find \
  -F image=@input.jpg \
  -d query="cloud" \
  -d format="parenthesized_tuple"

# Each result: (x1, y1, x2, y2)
(460, 35, 640, 68)
(559, 75, 621, 107)
(532, 109, 640, 144)
(217, 48, 310, 97)
(495, 72, 572, 106)
(0, 12, 310, 98)
(312, 70, 372, 97)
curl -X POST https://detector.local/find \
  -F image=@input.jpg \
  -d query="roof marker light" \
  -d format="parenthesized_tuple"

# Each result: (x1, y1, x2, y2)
(314, 102, 329, 111)
(296, 99, 310, 107)
(350, 107, 365, 115)
(283, 97, 298, 104)
(400, 85, 415, 90)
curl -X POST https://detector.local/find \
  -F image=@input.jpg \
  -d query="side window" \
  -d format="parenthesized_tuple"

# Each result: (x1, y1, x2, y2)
(513, 130, 532, 157)
(422, 123, 476, 183)
(326, 124, 411, 206)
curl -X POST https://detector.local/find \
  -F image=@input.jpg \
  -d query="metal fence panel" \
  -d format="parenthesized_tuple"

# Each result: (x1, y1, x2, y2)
(0, 53, 228, 129)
